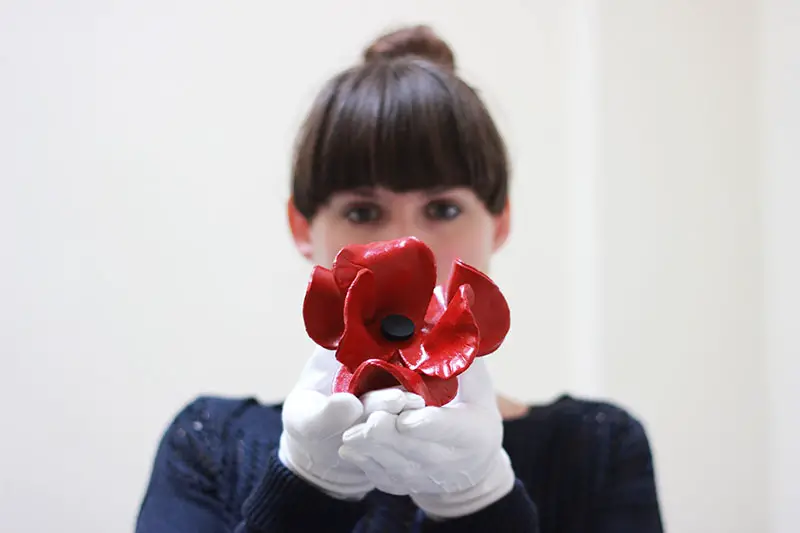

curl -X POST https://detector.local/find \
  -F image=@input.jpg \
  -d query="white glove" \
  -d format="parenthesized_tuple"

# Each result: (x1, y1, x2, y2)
(278, 346, 424, 499)
(338, 358, 516, 518)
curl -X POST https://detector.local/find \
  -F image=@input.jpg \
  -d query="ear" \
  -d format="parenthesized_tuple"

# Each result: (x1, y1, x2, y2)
(287, 198, 314, 261)
(492, 200, 511, 252)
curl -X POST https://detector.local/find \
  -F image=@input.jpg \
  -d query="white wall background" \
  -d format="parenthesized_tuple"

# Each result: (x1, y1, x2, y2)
(600, 3, 766, 531)
(762, 1, 800, 532)
(0, 1, 796, 532)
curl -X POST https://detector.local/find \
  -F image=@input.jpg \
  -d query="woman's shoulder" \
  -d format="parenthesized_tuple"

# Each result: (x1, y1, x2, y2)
(149, 396, 284, 480)
(503, 397, 663, 528)
(159, 395, 284, 447)
(516, 394, 654, 452)
(137, 397, 285, 526)
(142, 397, 283, 504)
(529, 394, 648, 429)
(504, 394, 657, 497)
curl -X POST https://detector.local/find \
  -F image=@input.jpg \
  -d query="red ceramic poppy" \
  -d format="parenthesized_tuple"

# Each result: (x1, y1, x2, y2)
(302, 237, 510, 406)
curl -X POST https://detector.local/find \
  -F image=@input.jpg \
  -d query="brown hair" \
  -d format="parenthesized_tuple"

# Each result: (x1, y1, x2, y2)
(291, 25, 509, 220)
(363, 24, 456, 71)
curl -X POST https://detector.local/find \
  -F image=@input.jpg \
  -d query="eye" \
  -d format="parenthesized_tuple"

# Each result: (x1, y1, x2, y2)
(425, 200, 462, 221)
(343, 203, 383, 224)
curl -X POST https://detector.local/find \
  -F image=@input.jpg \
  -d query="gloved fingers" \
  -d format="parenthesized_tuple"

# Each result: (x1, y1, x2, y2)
(395, 405, 490, 442)
(342, 410, 457, 467)
(316, 455, 374, 486)
(338, 445, 411, 496)
(410, 450, 517, 517)
(360, 388, 425, 418)
(282, 389, 325, 433)
(343, 410, 436, 455)
(292, 346, 343, 394)
(342, 410, 401, 445)
(284, 390, 363, 439)
(341, 442, 460, 495)
(394, 405, 504, 462)
(318, 393, 365, 434)
(450, 359, 500, 410)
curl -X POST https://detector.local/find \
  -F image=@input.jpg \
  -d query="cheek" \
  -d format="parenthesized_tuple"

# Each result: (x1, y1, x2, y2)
(309, 218, 384, 267)
(428, 227, 495, 283)
(308, 213, 497, 281)
(308, 219, 347, 267)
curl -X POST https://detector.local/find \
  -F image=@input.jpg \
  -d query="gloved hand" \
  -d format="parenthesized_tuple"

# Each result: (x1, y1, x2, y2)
(278, 346, 425, 499)
(338, 358, 516, 518)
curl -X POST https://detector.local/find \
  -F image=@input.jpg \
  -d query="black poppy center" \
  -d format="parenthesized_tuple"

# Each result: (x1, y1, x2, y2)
(380, 314, 415, 342)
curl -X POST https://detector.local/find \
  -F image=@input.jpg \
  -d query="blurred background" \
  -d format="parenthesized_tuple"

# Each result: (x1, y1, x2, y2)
(1, 1, 797, 532)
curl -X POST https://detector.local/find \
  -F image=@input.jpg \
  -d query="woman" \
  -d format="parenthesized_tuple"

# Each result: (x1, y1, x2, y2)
(136, 25, 663, 532)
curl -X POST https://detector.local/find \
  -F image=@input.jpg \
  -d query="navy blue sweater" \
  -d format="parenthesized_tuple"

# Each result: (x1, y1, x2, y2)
(136, 395, 663, 532)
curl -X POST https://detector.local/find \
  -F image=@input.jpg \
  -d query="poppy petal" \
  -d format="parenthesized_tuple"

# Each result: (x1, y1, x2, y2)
(303, 266, 345, 349)
(345, 358, 437, 405)
(424, 286, 448, 325)
(336, 360, 460, 407)
(332, 365, 354, 394)
(397, 337, 425, 370)
(336, 269, 390, 371)
(333, 237, 437, 324)
(445, 260, 510, 356)
(422, 375, 460, 407)
(407, 284, 479, 379)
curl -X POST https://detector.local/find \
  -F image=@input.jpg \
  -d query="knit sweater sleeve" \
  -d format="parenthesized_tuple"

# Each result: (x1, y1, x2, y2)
(135, 397, 368, 533)
(590, 408, 664, 532)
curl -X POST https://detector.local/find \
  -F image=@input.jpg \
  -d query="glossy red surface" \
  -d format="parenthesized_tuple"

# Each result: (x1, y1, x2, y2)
(302, 237, 510, 406)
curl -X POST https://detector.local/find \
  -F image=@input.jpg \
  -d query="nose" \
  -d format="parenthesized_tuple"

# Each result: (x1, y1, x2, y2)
(374, 222, 454, 285)
(377, 221, 430, 246)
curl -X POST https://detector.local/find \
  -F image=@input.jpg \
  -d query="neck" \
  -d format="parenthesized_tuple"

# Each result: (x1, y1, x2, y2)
(497, 394, 529, 420)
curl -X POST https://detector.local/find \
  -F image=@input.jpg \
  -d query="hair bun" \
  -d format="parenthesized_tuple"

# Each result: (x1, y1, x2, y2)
(363, 25, 456, 71)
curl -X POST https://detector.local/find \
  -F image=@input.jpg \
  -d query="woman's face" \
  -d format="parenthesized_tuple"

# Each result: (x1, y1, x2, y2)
(289, 187, 510, 285)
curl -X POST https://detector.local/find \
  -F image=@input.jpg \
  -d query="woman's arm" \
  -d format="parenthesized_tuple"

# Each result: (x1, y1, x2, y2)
(590, 412, 664, 532)
(135, 397, 368, 533)
(234, 451, 369, 533)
